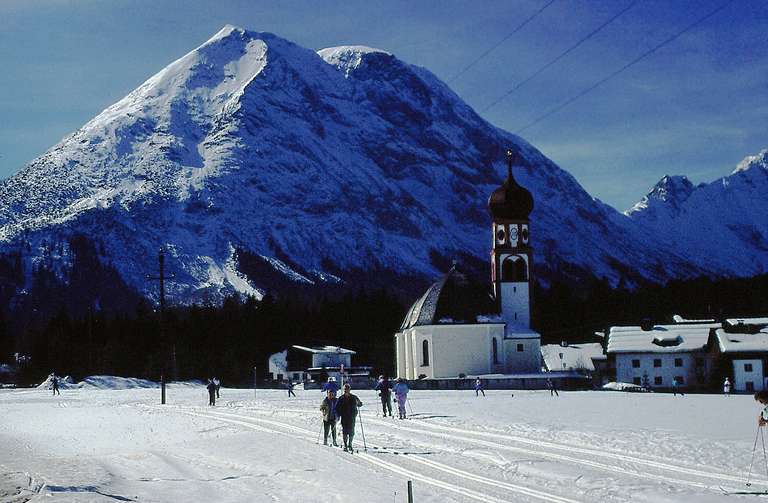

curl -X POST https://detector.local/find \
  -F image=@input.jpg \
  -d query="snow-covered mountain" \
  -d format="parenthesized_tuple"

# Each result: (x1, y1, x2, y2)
(0, 26, 741, 304)
(627, 149, 768, 275)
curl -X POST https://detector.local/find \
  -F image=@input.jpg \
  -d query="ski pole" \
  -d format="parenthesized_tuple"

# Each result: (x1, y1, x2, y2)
(746, 425, 761, 486)
(357, 404, 367, 452)
(317, 421, 323, 445)
(761, 426, 768, 479)
(407, 396, 413, 415)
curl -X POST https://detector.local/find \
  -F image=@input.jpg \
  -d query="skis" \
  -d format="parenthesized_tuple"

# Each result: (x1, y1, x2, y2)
(720, 486, 768, 496)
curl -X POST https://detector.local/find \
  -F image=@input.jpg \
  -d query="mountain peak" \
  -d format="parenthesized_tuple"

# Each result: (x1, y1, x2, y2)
(733, 149, 768, 174)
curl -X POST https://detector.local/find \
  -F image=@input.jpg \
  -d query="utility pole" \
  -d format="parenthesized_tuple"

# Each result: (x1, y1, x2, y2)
(146, 247, 175, 402)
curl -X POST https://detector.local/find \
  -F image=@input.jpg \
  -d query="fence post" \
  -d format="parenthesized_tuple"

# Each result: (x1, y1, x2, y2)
(407, 480, 413, 503)
(253, 366, 257, 399)
(161, 373, 166, 405)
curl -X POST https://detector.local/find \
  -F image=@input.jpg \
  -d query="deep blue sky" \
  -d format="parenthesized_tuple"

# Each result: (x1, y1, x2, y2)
(0, 0, 765, 211)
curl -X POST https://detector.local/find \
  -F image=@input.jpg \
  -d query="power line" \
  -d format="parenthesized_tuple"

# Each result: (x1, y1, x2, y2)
(512, 0, 736, 135)
(480, 0, 639, 113)
(447, 0, 557, 85)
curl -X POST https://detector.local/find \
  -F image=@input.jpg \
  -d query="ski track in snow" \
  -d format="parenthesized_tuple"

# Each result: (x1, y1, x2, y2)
(153, 405, 579, 503)
(2, 387, 764, 502)
(209, 403, 767, 490)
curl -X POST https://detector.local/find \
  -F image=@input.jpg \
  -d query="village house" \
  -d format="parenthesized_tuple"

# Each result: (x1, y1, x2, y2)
(268, 345, 371, 386)
(606, 321, 720, 390)
(709, 317, 768, 392)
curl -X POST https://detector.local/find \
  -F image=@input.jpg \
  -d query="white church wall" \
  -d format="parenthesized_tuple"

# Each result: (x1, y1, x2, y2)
(504, 338, 541, 373)
(430, 325, 502, 378)
(395, 333, 406, 379)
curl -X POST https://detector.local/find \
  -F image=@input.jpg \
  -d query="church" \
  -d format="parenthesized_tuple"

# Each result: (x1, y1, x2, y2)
(395, 151, 542, 379)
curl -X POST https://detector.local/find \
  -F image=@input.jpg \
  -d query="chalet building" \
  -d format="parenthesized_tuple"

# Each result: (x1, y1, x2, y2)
(606, 321, 720, 390)
(268, 345, 371, 385)
(395, 151, 541, 379)
(709, 317, 768, 392)
(541, 342, 607, 386)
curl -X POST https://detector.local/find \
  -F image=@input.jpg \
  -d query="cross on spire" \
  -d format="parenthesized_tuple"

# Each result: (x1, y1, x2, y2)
(505, 149, 516, 180)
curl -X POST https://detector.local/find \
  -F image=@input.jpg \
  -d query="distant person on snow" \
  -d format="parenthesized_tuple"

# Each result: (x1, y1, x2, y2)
(288, 381, 297, 398)
(375, 375, 393, 417)
(322, 377, 339, 394)
(547, 378, 559, 397)
(756, 391, 768, 427)
(51, 374, 60, 396)
(393, 378, 409, 419)
(672, 377, 683, 397)
(336, 384, 363, 453)
(474, 378, 485, 397)
(724, 377, 732, 397)
(213, 377, 221, 399)
(319, 390, 339, 446)
(207, 379, 217, 406)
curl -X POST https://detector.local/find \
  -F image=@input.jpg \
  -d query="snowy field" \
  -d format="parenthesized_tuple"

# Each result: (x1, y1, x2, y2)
(1, 383, 767, 502)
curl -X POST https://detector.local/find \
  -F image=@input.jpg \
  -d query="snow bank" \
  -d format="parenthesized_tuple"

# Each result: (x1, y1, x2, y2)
(602, 381, 648, 392)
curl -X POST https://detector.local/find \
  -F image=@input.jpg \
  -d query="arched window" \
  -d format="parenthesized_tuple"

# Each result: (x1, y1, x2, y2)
(492, 338, 499, 364)
(422, 340, 430, 366)
(502, 256, 527, 282)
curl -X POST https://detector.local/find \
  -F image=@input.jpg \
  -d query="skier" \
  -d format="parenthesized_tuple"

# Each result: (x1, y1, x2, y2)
(474, 378, 485, 397)
(206, 378, 217, 406)
(393, 378, 409, 419)
(547, 378, 559, 397)
(213, 377, 221, 399)
(672, 377, 683, 397)
(51, 374, 60, 396)
(287, 381, 297, 398)
(319, 390, 339, 446)
(724, 377, 732, 397)
(756, 391, 768, 426)
(336, 383, 363, 453)
(375, 375, 393, 416)
(322, 376, 339, 394)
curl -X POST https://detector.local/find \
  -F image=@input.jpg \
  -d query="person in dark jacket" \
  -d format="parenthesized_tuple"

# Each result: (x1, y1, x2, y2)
(51, 374, 60, 396)
(320, 390, 339, 446)
(287, 381, 297, 398)
(321, 377, 339, 394)
(375, 375, 393, 416)
(336, 384, 363, 452)
(206, 379, 217, 406)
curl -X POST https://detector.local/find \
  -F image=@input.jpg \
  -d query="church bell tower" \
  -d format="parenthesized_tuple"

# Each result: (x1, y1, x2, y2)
(488, 150, 534, 328)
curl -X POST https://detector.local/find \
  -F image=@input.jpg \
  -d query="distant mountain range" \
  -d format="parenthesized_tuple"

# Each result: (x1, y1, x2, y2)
(0, 26, 764, 308)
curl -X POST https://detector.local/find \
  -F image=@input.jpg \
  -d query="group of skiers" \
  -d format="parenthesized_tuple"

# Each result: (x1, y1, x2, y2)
(206, 377, 221, 405)
(320, 380, 363, 452)
(373, 375, 410, 419)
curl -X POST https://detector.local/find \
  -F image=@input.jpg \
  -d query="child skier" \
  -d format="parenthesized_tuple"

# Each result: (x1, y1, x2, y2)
(393, 378, 409, 419)
(724, 377, 732, 397)
(319, 390, 339, 446)
(51, 374, 60, 396)
(206, 379, 217, 406)
(474, 378, 485, 397)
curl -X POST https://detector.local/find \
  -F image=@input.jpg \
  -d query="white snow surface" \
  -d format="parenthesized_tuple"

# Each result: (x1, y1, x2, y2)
(1, 386, 763, 502)
(0, 25, 726, 305)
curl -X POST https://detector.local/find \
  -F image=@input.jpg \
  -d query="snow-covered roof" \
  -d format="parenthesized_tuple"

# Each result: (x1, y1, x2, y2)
(607, 323, 719, 354)
(725, 317, 768, 327)
(292, 345, 356, 355)
(541, 343, 605, 371)
(716, 328, 768, 353)
(672, 315, 716, 323)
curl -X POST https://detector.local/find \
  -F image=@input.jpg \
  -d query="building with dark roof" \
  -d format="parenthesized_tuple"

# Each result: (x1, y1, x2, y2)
(395, 150, 542, 379)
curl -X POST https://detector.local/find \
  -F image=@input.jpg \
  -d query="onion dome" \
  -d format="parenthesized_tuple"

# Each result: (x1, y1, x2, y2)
(488, 150, 534, 220)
